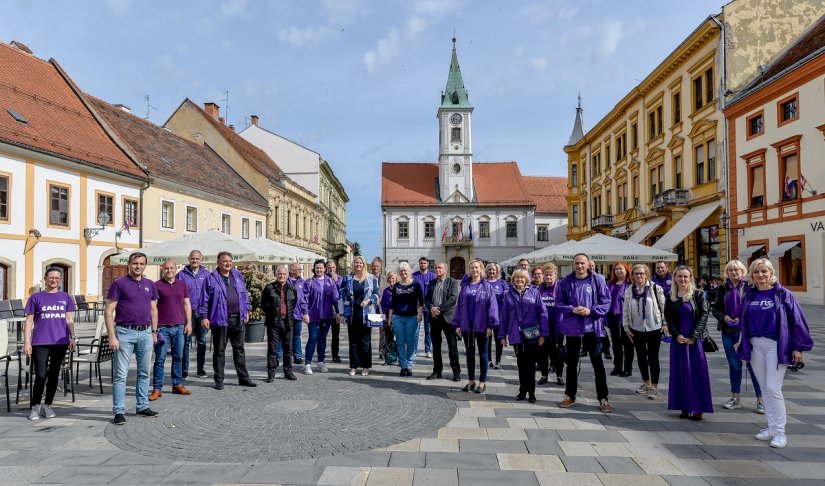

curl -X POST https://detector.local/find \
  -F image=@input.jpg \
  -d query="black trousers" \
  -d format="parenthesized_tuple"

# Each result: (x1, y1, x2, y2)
(537, 332, 565, 378)
(564, 332, 609, 401)
(211, 316, 250, 383)
(431, 314, 460, 375)
(331, 319, 341, 359)
(608, 314, 634, 373)
(631, 329, 662, 384)
(486, 335, 503, 364)
(267, 318, 293, 375)
(31, 344, 68, 407)
(515, 342, 540, 396)
(349, 314, 372, 369)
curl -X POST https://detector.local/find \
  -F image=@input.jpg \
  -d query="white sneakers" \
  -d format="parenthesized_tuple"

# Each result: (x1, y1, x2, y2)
(42, 404, 56, 418)
(28, 405, 41, 421)
(722, 398, 742, 409)
(317, 362, 329, 373)
(755, 428, 773, 441)
(770, 435, 788, 448)
(304, 364, 313, 375)
(28, 404, 57, 421)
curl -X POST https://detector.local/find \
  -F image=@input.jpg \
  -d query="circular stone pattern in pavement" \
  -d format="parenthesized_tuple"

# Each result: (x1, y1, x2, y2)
(104, 375, 456, 463)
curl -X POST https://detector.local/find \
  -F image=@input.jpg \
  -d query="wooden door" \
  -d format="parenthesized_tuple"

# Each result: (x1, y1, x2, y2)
(449, 257, 465, 280)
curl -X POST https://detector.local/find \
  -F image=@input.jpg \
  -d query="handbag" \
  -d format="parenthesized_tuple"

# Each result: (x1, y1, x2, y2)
(520, 325, 541, 341)
(702, 333, 719, 352)
(367, 313, 384, 328)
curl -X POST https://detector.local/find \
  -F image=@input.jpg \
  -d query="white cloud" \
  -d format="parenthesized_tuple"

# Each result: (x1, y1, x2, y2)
(364, 29, 401, 73)
(278, 26, 335, 47)
(600, 21, 623, 57)
(104, 0, 132, 16)
(530, 57, 549, 72)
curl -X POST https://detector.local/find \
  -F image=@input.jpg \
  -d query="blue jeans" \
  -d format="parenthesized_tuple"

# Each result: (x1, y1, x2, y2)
(278, 320, 304, 360)
(305, 319, 333, 364)
(393, 315, 419, 369)
(113, 326, 152, 414)
(721, 331, 762, 396)
(184, 314, 207, 375)
(421, 312, 432, 353)
(153, 325, 184, 390)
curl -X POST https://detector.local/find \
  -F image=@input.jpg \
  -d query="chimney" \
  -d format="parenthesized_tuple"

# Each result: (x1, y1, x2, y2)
(229, 124, 235, 132)
(10, 41, 33, 54)
(114, 104, 131, 114)
(204, 102, 220, 120)
(250, 115, 259, 126)
(219, 117, 225, 125)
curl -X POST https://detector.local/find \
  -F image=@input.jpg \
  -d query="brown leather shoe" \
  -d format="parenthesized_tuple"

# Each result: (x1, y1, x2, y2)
(559, 395, 575, 408)
(599, 399, 613, 413)
(148, 389, 162, 401)
(172, 385, 191, 395)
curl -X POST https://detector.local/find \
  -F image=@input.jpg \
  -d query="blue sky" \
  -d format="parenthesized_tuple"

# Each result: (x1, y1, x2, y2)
(2, 0, 722, 259)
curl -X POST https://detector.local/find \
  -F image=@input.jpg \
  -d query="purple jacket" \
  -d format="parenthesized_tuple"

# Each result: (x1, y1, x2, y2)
(198, 268, 250, 326)
(177, 265, 209, 310)
(608, 281, 628, 316)
(302, 275, 340, 321)
(381, 286, 393, 319)
(451, 280, 499, 333)
(413, 270, 436, 314)
(537, 282, 558, 332)
(651, 273, 673, 296)
(737, 283, 813, 365)
(499, 286, 549, 345)
(555, 271, 610, 337)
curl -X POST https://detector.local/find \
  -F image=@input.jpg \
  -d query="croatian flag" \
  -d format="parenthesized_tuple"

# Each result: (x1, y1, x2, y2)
(441, 224, 448, 241)
(457, 224, 464, 240)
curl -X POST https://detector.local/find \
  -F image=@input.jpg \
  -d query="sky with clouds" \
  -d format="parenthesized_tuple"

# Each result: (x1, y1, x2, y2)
(2, 0, 723, 259)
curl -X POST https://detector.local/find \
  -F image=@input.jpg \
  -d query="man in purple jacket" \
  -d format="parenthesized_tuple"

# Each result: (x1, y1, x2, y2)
(199, 252, 256, 390)
(555, 253, 613, 413)
(177, 250, 210, 379)
(413, 257, 436, 358)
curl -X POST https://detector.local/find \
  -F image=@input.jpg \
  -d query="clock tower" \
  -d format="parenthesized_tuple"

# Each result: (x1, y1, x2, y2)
(438, 37, 474, 203)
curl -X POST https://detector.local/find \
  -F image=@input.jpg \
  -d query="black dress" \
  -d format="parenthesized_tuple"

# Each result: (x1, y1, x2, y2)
(349, 279, 373, 369)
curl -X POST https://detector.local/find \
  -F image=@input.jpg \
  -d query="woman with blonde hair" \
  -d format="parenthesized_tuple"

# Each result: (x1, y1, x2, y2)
(452, 259, 499, 393)
(665, 265, 713, 420)
(737, 258, 813, 448)
(341, 255, 380, 376)
(623, 264, 667, 399)
(388, 262, 424, 376)
(712, 259, 764, 413)
(485, 262, 508, 370)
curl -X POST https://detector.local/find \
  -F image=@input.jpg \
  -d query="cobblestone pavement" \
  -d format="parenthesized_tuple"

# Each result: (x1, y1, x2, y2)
(0, 305, 823, 485)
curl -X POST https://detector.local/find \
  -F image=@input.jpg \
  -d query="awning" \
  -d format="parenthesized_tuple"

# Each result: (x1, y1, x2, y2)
(768, 240, 801, 258)
(627, 217, 666, 243)
(653, 200, 722, 250)
(737, 244, 765, 260)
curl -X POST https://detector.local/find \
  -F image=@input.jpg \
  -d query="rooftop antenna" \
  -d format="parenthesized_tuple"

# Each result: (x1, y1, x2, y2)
(144, 95, 157, 119)
(221, 90, 230, 126)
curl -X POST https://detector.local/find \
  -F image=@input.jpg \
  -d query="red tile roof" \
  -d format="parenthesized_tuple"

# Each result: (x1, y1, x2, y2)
(522, 176, 568, 213)
(89, 96, 268, 210)
(0, 42, 144, 179)
(381, 161, 533, 207)
(177, 98, 283, 180)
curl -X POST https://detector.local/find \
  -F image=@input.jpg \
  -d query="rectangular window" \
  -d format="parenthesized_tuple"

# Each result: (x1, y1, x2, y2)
(705, 68, 714, 105)
(452, 221, 462, 237)
(123, 198, 139, 228)
(571, 164, 578, 186)
(631, 122, 638, 150)
(779, 240, 804, 288)
(605, 144, 611, 167)
(695, 145, 705, 185)
(650, 168, 657, 200)
(0, 174, 9, 222)
(506, 221, 517, 238)
(48, 184, 70, 227)
(648, 111, 656, 140)
(537, 225, 548, 242)
(693, 76, 704, 111)
(693, 67, 713, 111)
(479, 221, 490, 238)
(97, 193, 113, 224)
(707, 139, 716, 181)
(659, 166, 665, 194)
(675, 155, 683, 189)
(222, 214, 231, 234)
(779, 96, 798, 124)
(255, 220, 263, 238)
(781, 153, 800, 200)
(424, 221, 435, 238)
(273, 206, 279, 233)
(617, 183, 626, 212)
(750, 165, 764, 207)
(572, 205, 579, 226)
(161, 200, 174, 229)
(186, 206, 197, 232)
(242, 218, 250, 239)
(657, 106, 663, 135)
(606, 189, 611, 214)
(398, 221, 409, 238)
(747, 112, 764, 138)
(673, 91, 681, 124)
(451, 127, 461, 142)
(633, 176, 639, 207)
(615, 135, 623, 161)
(286, 210, 292, 235)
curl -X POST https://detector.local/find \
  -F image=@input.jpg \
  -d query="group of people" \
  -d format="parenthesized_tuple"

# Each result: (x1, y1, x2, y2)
(19, 250, 814, 449)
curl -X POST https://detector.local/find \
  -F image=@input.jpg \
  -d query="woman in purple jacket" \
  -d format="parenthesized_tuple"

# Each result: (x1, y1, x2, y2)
(302, 259, 340, 375)
(607, 261, 633, 377)
(500, 269, 549, 403)
(537, 263, 564, 386)
(485, 262, 507, 370)
(737, 258, 813, 448)
(452, 259, 499, 394)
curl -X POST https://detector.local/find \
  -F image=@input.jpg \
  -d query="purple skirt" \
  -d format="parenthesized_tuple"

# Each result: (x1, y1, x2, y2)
(668, 339, 714, 414)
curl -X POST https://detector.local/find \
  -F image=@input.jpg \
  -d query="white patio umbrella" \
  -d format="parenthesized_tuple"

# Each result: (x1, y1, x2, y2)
(112, 230, 296, 265)
(525, 233, 677, 264)
(249, 237, 325, 265)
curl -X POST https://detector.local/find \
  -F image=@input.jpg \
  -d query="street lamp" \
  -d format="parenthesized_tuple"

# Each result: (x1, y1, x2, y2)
(84, 211, 111, 240)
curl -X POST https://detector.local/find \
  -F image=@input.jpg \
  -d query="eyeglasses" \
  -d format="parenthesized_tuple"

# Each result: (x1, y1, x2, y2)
(632, 272, 646, 276)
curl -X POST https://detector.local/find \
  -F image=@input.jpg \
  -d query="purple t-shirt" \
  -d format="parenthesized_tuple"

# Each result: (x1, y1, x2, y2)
(107, 275, 158, 326)
(155, 278, 190, 326)
(746, 288, 779, 340)
(25, 291, 75, 345)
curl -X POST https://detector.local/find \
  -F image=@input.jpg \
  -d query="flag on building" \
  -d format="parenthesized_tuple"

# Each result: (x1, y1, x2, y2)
(468, 222, 473, 241)
(457, 224, 463, 240)
(441, 224, 448, 241)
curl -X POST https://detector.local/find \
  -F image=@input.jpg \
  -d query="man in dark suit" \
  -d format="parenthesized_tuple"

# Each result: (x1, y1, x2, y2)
(261, 266, 300, 382)
(425, 261, 461, 381)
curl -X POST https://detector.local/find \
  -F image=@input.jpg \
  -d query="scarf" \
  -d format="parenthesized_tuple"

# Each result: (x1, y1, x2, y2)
(632, 283, 650, 321)
(724, 279, 744, 319)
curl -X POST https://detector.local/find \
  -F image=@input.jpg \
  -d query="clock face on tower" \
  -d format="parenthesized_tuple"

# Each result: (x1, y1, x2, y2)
(450, 113, 463, 125)
(452, 163, 461, 174)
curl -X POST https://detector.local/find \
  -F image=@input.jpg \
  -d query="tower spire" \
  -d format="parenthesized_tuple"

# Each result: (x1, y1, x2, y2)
(440, 36, 472, 109)
(566, 94, 586, 146)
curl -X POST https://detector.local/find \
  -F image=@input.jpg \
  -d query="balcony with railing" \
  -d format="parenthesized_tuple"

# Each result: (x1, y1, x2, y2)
(653, 189, 689, 210)
(442, 236, 473, 247)
(591, 215, 614, 228)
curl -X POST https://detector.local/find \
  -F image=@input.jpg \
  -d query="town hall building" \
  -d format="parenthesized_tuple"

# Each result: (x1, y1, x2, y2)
(381, 40, 566, 278)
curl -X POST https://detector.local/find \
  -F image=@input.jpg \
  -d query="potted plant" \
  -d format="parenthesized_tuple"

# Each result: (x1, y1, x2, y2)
(238, 264, 274, 343)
